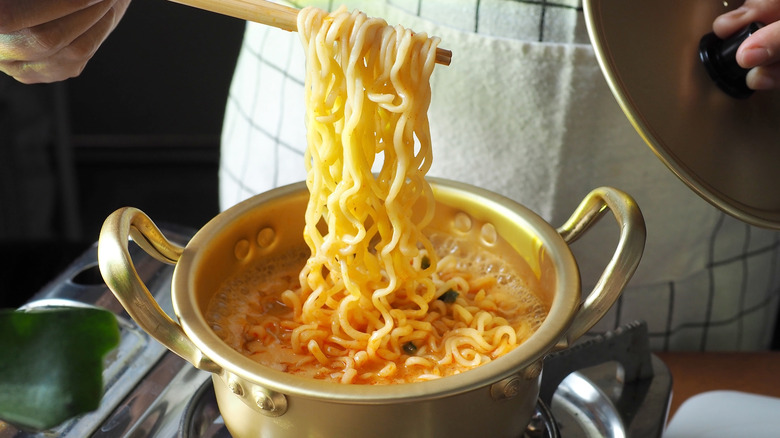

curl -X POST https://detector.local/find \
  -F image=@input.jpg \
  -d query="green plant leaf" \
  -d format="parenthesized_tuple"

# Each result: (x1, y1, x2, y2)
(0, 307, 119, 431)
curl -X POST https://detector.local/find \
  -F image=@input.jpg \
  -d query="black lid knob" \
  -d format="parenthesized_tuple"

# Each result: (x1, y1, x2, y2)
(699, 22, 763, 99)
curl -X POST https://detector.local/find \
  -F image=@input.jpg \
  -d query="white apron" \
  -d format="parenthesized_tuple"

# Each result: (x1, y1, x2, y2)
(219, 0, 780, 350)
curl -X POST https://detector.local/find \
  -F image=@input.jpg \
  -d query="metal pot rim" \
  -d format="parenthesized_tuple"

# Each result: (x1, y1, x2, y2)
(174, 177, 582, 402)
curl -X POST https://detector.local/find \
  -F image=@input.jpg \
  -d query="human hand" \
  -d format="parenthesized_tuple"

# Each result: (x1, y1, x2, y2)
(714, 0, 780, 90)
(0, 0, 131, 84)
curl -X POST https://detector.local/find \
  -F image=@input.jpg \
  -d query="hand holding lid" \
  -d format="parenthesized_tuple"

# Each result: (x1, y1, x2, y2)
(584, 0, 780, 229)
(713, 0, 780, 92)
(700, 22, 763, 98)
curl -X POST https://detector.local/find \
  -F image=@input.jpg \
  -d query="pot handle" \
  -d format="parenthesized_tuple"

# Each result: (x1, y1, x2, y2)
(556, 187, 646, 346)
(98, 207, 221, 373)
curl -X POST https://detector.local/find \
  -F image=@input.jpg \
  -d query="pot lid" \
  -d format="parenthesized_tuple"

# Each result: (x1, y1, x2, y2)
(584, 0, 780, 229)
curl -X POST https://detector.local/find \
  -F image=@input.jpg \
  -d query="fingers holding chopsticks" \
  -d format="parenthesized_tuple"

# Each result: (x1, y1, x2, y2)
(0, 0, 131, 84)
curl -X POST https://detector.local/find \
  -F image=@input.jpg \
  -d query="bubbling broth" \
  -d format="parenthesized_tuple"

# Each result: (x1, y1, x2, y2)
(206, 229, 549, 384)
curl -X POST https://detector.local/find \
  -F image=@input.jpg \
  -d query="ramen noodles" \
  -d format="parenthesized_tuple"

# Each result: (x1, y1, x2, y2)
(206, 6, 549, 384)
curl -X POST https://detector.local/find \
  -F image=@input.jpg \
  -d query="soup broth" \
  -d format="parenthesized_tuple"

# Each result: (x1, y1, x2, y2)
(206, 228, 549, 385)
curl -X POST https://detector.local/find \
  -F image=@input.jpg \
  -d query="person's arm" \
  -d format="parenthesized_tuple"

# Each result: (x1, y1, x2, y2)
(0, 0, 131, 84)
(714, 0, 780, 90)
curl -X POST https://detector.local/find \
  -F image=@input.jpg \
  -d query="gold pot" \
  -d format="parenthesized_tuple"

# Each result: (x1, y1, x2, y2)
(98, 178, 644, 438)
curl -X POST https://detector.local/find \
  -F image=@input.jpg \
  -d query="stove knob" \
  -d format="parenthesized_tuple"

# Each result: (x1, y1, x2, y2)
(699, 22, 764, 99)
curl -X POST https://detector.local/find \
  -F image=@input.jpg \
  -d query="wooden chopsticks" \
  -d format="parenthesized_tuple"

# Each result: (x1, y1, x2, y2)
(166, 0, 452, 65)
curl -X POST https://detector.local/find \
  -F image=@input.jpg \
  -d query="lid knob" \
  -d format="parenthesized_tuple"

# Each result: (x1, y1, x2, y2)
(699, 22, 763, 99)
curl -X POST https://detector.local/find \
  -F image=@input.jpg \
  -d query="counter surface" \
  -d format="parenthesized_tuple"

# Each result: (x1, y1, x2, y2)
(656, 351, 780, 419)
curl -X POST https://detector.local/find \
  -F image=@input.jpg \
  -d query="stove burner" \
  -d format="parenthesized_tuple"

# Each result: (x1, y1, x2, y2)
(179, 379, 228, 438)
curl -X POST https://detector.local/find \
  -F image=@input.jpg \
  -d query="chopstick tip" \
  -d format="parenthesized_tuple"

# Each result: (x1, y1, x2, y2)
(436, 48, 452, 66)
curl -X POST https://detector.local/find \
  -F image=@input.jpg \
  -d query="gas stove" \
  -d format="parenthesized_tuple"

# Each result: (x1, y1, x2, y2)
(0, 227, 671, 437)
